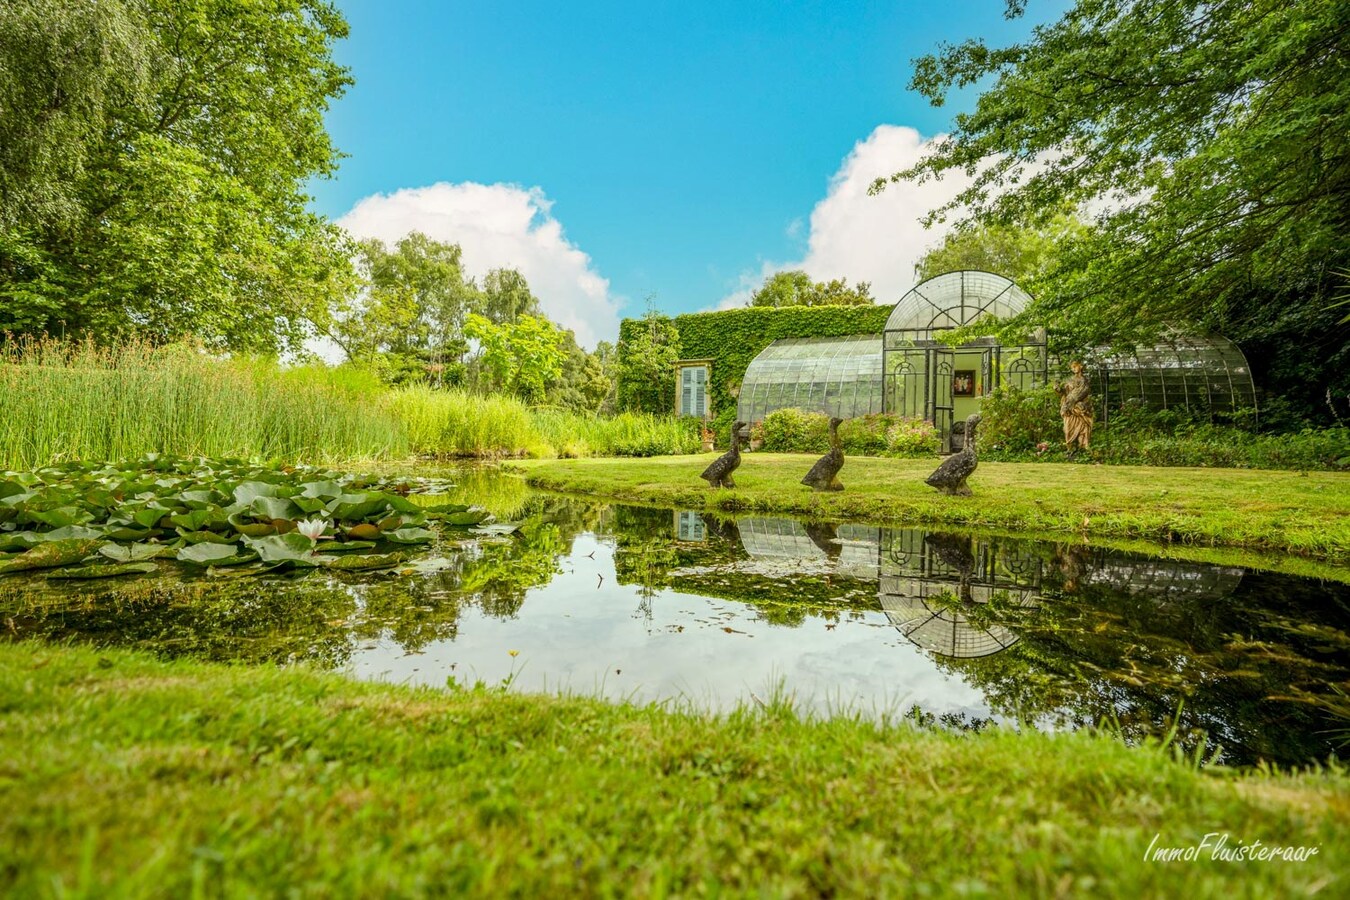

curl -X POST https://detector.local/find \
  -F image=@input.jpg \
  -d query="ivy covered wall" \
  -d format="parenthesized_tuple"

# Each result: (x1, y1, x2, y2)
(617, 304, 893, 430)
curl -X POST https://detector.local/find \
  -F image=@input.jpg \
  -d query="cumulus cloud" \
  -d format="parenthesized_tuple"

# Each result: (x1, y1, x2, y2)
(338, 182, 619, 348)
(717, 125, 975, 309)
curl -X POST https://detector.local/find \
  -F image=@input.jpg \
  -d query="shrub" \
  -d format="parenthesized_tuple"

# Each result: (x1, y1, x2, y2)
(757, 410, 940, 458)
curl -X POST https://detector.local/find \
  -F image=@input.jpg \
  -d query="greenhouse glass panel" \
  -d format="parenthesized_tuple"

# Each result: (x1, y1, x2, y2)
(1087, 331, 1257, 422)
(737, 335, 884, 423)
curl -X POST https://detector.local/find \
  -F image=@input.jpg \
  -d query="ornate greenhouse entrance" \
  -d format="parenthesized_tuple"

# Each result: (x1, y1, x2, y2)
(883, 272, 1048, 452)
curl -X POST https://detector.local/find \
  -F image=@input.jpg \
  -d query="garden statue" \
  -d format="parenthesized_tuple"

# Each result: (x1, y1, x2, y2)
(801, 417, 845, 492)
(925, 413, 981, 496)
(1056, 360, 1094, 452)
(700, 421, 745, 488)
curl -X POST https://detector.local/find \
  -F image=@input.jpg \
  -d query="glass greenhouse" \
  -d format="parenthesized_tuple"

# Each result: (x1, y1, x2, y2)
(1088, 331, 1257, 422)
(720, 270, 1257, 448)
(734, 334, 883, 423)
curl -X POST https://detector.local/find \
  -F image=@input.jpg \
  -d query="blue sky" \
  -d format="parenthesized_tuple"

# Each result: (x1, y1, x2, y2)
(312, 1, 1066, 345)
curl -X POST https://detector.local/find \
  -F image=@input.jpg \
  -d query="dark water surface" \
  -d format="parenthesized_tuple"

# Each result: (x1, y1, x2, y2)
(3, 470, 1348, 767)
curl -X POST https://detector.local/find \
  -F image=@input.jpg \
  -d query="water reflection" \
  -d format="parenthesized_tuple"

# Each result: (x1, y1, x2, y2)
(2, 489, 1347, 767)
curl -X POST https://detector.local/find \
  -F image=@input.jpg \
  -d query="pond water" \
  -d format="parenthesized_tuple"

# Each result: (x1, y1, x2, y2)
(3, 469, 1348, 768)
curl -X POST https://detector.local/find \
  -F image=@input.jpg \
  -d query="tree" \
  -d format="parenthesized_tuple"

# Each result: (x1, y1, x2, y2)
(749, 271, 875, 307)
(0, 0, 354, 352)
(474, 267, 541, 324)
(616, 308, 681, 414)
(880, 0, 1350, 417)
(328, 233, 477, 384)
(914, 215, 1084, 285)
(465, 313, 565, 404)
(548, 331, 615, 413)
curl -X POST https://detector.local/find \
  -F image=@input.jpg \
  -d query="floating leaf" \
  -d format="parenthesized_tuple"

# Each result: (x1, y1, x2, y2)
(49, 562, 158, 579)
(36, 525, 106, 542)
(0, 538, 105, 573)
(345, 523, 381, 541)
(176, 529, 236, 545)
(227, 512, 275, 537)
(251, 496, 301, 521)
(176, 543, 257, 567)
(232, 482, 279, 505)
(100, 543, 172, 562)
(383, 527, 435, 545)
(29, 506, 90, 528)
(316, 540, 377, 552)
(323, 551, 405, 570)
(0, 531, 41, 552)
(300, 480, 344, 500)
(398, 556, 455, 575)
(168, 508, 222, 531)
(291, 496, 329, 515)
(106, 526, 159, 541)
(244, 533, 320, 566)
(471, 523, 520, 536)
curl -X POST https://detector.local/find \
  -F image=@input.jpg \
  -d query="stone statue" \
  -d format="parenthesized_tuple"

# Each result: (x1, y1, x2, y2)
(1055, 360, 1094, 452)
(801, 417, 845, 492)
(700, 421, 745, 488)
(925, 413, 981, 496)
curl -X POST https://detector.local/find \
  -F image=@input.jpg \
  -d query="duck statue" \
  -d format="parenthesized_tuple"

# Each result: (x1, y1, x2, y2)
(801, 417, 845, 492)
(700, 421, 745, 489)
(925, 413, 981, 496)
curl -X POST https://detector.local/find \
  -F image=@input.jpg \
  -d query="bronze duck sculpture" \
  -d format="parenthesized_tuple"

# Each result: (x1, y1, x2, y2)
(801, 417, 845, 492)
(925, 413, 981, 496)
(700, 421, 745, 488)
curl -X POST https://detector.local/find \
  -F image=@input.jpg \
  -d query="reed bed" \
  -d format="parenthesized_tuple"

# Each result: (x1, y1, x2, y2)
(0, 339, 407, 469)
(0, 339, 698, 467)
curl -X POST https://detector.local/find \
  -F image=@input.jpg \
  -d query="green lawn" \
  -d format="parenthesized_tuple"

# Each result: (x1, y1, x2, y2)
(516, 455, 1350, 563)
(2, 643, 1346, 897)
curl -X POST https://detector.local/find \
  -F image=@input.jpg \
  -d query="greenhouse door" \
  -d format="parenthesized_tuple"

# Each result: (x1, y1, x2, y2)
(930, 348, 955, 453)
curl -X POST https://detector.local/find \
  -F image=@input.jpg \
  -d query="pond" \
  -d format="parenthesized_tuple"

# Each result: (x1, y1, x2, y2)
(3, 468, 1347, 768)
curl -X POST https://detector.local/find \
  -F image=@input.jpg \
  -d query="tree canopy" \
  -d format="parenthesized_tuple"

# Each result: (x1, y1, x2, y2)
(0, 0, 353, 352)
(882, 0, 1349, 418)
(749, 271, 875, 308)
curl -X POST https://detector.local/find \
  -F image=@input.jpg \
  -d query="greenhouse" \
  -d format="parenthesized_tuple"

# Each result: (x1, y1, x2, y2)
(727, 270, 1257, 450)
(734, 334, 884, 424)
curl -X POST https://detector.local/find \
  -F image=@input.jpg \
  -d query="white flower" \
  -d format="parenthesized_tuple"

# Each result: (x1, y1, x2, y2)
(296, 518, 327, 542)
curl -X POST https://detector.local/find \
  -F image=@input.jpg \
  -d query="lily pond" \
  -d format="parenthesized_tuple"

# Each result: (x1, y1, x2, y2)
(3, 459, 1348, 768)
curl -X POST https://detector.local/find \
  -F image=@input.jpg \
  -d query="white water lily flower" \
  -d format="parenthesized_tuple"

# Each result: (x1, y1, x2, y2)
(296, 518, 327, 541)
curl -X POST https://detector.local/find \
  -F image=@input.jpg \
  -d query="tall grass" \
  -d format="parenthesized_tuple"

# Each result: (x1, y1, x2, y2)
(0, 339, 699, 468)
(385, 387, 699, 459)
(0, 339, 408, 469)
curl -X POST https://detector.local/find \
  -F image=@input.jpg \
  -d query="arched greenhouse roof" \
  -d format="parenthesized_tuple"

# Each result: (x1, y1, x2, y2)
(885, 270, 1033, 334)
(736, 334, 883, 424)
(1088, 331, 1257, 417)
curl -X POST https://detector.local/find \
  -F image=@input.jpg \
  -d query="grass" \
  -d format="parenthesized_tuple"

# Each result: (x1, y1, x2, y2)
(0, 339, 697, 468)
(515, 454, 1350, 562)
(1, 642, 1345, 897)
(0, 339, 408, 468)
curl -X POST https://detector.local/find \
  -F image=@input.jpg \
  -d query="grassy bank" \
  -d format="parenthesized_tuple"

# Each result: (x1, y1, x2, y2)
(0, 340, 695, 468)
(1, 643, 1345, 897)
(516, 455, 1350, 561)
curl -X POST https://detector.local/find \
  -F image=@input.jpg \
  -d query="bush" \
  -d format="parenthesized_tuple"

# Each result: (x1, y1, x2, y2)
(758, 410, 940, 458)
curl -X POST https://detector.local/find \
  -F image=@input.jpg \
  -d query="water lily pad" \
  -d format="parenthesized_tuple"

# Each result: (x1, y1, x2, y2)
(442, 509, 491, 526)
(100, 542, 173, 562)
(251, 496, 301, 521)
(316, 540, 377, 552)
(227, 511, 275, 537)
(0, 531, 41, 552)
(36, 525, 106, 542)
(176, 529, 236, 545)
(471, 523, 520, 536)
(29, 506, 91, 528)
(106, 526, 160, 541)
(233, 481, 279, 505)
(244, 533, 320, 566)
(0, 538, 105, 573)
(383, 527, 435, 544)
(323, 551, 405, 570)
(176, 542, 257, 567)
(291, 496, 329, 515)
(300, 480, 344, 500)
(345, 523, 381, 541)
(49, 562, 158, 579)
(328, 494, 391, 522)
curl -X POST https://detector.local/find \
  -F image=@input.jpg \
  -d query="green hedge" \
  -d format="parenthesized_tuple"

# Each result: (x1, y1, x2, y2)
(616, 305, 893, 426)
(756, 409, 941, 457)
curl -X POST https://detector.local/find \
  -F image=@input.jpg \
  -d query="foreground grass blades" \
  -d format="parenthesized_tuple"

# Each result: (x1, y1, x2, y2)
(517, 455, 1350, 562)
(1, 643, 1345, 897)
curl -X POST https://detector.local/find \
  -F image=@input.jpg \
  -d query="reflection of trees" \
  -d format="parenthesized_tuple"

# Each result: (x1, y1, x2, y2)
(0, 575, 360, 666)
(933, 552, 1350, 766)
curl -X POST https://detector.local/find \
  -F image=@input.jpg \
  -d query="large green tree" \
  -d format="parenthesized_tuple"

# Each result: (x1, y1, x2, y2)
(914, 215, 1084, 286)
(748, 271, 875, 307)
(882, 0, 1350, 418)
(465, 313, 565, 405)
(0, 0, 353, 352)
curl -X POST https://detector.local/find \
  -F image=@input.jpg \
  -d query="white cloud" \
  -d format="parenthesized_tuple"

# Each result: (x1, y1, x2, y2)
(338, 182, 619, 349)
(717, 125, 976, 309)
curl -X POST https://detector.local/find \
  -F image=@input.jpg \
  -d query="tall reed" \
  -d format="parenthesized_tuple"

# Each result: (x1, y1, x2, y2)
(0, 338, 407, 469)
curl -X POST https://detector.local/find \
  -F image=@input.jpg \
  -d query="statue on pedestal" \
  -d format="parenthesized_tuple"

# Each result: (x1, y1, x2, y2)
(1056, 360, 1094, 452)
